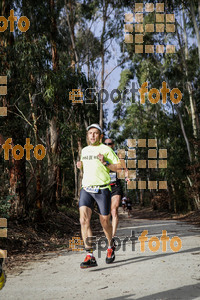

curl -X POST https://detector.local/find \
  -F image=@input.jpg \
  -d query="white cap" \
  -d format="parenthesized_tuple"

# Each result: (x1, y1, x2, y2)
(87, 123, 103, 134)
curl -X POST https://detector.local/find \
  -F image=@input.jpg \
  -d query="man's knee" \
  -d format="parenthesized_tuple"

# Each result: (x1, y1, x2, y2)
(111, 207, 118, 218)
(80, 216, 90, 227)
(100, 216, 111, 227)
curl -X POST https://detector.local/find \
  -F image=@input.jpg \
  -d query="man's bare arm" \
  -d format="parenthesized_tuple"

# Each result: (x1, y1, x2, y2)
(106, 162, 121, 172)
(97, 153, 122, 172)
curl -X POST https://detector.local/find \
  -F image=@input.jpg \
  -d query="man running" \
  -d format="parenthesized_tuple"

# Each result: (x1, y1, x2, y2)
(77, 124, 120, 268)
(104, 139, 124, 238)
(126, 198, 132, 218)
(122, 196, 127, 212)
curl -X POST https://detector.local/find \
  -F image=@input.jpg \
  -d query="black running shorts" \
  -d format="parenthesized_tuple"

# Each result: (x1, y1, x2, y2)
(79, 188, 111, 216)
(110, 182, 123, 197)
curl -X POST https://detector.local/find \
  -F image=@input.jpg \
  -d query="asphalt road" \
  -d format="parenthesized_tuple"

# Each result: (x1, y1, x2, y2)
(1, 209, 200, 300)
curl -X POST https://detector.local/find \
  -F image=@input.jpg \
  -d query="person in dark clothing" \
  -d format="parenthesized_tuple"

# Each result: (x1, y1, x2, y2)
(126, 198, 132, 218)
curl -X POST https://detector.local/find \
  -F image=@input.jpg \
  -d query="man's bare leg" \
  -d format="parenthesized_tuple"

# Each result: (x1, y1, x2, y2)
(99, 214, 113, 246)
(79, 206, 93, 248)
(99, 214, 115, 264)
(111, 195, 121, 237)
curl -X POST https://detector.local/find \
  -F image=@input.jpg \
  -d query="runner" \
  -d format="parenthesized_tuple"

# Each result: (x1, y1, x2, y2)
(77, 124, 120, 268)
(122, 196, 127, 212)
(126, 198, 132, 218)
(104, 139, 124, 239)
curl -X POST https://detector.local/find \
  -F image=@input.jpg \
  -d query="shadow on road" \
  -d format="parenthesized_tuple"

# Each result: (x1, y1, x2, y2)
(90, 246, 200, 272)
(106, 282, 200, 300)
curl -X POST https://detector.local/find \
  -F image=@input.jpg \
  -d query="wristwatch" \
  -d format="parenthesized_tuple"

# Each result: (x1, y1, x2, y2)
(104, 161, 110, 167)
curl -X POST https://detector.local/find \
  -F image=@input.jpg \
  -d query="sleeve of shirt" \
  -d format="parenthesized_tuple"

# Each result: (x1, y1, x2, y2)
(105, 148, 120, 164)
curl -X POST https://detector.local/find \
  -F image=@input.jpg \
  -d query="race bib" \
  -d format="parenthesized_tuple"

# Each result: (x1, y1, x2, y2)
(110, 172, 117, 183)
(84, 186, 99, 193)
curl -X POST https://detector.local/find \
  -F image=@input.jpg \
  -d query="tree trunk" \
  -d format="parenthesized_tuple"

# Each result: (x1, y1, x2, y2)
(65, 0, 79, 69)
(50, 0, 58, 72)
(65, 0, 83, 201)
(47, 0, 60, 208)
(9, 155, 26, 219)
(164, 75, 192, 163)
(0, 135, 27, 218)
(99, 0, 108, 128)
(171, 184, 176, 213)
(187, 175, 200, 210)
(198, 0, 200, 21)
(71, 134, 78, 199)
(175, 106, 192, 162)
(47, 116, 59, 208)
(29, 92, 43, 216)
(190, 0, 200, 64)
(183, 8, 189, 60)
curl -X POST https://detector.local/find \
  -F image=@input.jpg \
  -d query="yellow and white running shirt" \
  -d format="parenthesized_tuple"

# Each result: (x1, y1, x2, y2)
(81, 143, 119, 188)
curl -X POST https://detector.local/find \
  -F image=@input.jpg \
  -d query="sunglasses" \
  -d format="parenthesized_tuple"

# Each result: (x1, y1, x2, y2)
(104, 142, 113, 145)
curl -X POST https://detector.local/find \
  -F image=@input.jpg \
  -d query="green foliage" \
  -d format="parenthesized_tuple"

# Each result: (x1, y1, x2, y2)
(0, 196, 11, 218)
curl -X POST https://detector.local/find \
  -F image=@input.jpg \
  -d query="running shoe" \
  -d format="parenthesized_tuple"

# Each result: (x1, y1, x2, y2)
(106, 247, 115, 264)
(112, 238, 116, 251)
(80, 255, 98, 269)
